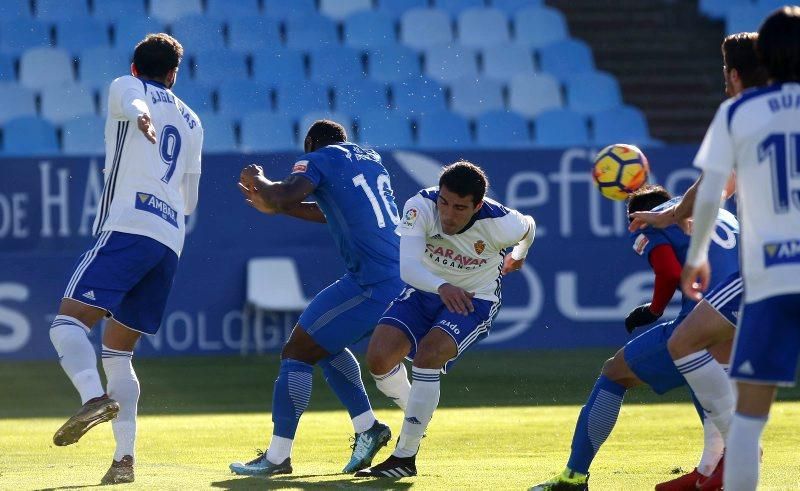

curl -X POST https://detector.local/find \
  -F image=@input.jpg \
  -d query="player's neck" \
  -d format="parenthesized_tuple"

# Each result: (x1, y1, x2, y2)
(138, 76, 170, 89)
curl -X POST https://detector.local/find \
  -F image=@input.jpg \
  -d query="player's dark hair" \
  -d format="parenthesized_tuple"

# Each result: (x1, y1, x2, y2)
(439, 160, 489, 206)
(627, 184, 672, 216)
(132, 33, 183, 79)
(722, 32, 768, 88)
(757, 6, 800, 82)
(304, 119, 347, 153)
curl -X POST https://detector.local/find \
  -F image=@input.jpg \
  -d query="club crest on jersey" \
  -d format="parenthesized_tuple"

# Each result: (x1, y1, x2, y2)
(474, 240, 485, 255)
(135, 192, 178, 228)
(633, 234, 649, 255)
(402, 208, 418, 228)
(763, 239, 800, 267)
(292, 160, 308, 173)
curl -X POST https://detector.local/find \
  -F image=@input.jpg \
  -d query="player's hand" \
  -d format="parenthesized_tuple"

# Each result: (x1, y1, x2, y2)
(137, 113, 156, 144)
(238, 166, 278, 214)
(681, 261, 711, 302)
(501, 255, 525, 275)
(239, 164, 265, 189)
(624, 303, 661, 334)
(628, 205, 677, 232)
(437, 283, 475, 316)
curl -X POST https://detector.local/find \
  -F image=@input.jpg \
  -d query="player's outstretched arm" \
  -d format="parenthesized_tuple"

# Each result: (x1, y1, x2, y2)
(683, 169, 728, 300)
(502, 215, 536, 275)
(239, 165, 318, 219)
(280, 202, 327, 223)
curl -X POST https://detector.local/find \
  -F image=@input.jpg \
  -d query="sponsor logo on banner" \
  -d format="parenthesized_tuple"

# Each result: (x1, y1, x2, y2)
(633, 234, 649, 255)
(402, 208, 418, 228)
(763, 239, 800, 267)
(135, 192, 178, 228)
(291, 160, 308, 173)
(474, 240, 485, 255)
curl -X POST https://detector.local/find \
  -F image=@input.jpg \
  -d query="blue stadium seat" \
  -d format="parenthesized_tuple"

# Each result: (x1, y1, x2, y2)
(538, 39, 595, 81)
(508, 73, 563, 117)
(275, 82, 330, 117)
(36, 0, 89, 22)
(433, 0, 485, 16)
(56, 18, 111, 54)
(424, 45, 479, 83)
(458, 8, 510, 48)
(345, 11, 397, 48)
(264, 0, 317, 20)
(476, 110, 531, 147)
(286, 16, 339, 51)
(725, 5, 765, 34)
(193, 50, 247, 85)
(0, 19, 50, 54)
(114, 18, 166, 49)
(2, 116, 59, 155)
(490, 0, 544, 14)
(198, 114, 238, 153)
(533, 108, 589, 147)
(368, 46, 422, 83)
(0, 0, 31, 18)
(335, 80, 389, 113)
(450, 78, 505, 118)
(41, 84, 96, 124)
(320, 0, 373, 21)
(171, 16, 225, 54)
(0, 55, 15, 82)
(514, 6, 568, 48)
(416, 111, 472, 149)
(19, 48, 74, 90)
(377, 0, 428, 18)
(240, 112, 296, 152)
(566, 71, 621, 115)
(228, 17, 282, 53)
(79, 47, 131, 90)
(357, 110, 414, 148)
(310, 46, 365, 84)
(93, 0, 145, 22)
(300, 111, 354, 140)
(206, 0, 260, 20)
(252, 50, 306, 85)
(148, 0, 202, 23)
(482, 44, 535, 81)
(401, 9, 453, 50)
(174, 81, 215, 114)
(62, 114, 105, 155)
(592, 105, 651, 145)
(391, 77, 447, 114)
(218, 79, 271, 116)
(698, 0, 751, 20)
(0, 85, 36, 123)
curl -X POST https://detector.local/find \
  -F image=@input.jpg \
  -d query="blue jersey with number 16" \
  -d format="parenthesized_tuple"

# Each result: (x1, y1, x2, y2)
(290, 142, 401, 285)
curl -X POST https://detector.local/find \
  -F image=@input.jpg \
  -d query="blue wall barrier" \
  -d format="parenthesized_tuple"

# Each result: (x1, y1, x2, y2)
(0, 146, 702, 360)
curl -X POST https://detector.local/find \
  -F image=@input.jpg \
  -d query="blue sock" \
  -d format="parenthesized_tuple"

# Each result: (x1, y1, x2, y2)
(567, 375, 627, 474)
(319, 349, 373, 421)
(272, 358, 313, 439)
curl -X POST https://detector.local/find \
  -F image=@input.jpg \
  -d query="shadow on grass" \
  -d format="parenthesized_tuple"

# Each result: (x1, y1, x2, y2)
(212, 474, 414, 490)
(34, 485, 105, 491)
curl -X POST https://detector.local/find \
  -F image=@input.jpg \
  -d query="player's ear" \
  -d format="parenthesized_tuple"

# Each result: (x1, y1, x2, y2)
(474, 200, 484, 212)
(130, 63, 138, 77)
(166, 67, 178, 89)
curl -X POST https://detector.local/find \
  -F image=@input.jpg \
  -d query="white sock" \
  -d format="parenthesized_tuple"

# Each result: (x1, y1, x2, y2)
(697, 416, 724, 476)
(266, 435, 293, 464)
(393, 367, 440, 458)
(675, 351, 735, 438)
(102, 346, 139, 461)
(50, 315, 103, 404)
(352, 410, 376, 434)
(372, 363, 411, 411)
(724, 412, 767, 491)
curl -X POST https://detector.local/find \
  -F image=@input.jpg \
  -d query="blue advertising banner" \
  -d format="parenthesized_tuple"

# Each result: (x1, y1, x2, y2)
(0, 146, 703, 359)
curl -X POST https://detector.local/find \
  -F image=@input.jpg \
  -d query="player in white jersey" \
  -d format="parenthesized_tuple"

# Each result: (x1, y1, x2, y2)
(48, 34, 202, 484)
(355, 161, 536, 477)
(682, 8, 800, 490)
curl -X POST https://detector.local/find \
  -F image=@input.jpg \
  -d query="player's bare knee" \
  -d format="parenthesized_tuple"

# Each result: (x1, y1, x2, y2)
(57, 298, 106, 329)
(366, 346, 393, 375)
(601, 351, 638, 388)
(414, 337, 454, 370)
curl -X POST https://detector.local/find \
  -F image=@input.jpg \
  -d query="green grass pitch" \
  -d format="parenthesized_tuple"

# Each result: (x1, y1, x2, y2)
(1, 350, 799, 490)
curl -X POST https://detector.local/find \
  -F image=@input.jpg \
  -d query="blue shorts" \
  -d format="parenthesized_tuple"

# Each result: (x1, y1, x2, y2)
(624, 315, 687, 395)
(63, 231, 178, 335)
(704, 272, 743, 326)
(298, 273, 404, 354)
(379, 286, 499, 373)
(731, 293, 800, 386)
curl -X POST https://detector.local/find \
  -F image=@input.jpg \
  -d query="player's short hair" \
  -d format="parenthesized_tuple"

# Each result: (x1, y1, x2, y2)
(439, 160, 489, 205)
(133, 33, 183, 79)
(627, 184, 672, 216)
(722, 32, 768, 88)
(304, 119, 347, 153)
(757, 6, 800, 82)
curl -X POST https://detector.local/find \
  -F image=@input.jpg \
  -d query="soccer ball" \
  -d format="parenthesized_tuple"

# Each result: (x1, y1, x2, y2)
(592, 144, 649, 201)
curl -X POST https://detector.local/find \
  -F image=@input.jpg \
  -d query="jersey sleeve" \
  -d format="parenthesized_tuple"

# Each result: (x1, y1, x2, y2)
(693, 102, 735, 175)
(630, 228, 672, 260)
(494, 209, 531, 249)
(186, 121, 203, 175)
(289, 154, 323, 188)
(397, 193, 433, 238)
(107, 76, 147, 121)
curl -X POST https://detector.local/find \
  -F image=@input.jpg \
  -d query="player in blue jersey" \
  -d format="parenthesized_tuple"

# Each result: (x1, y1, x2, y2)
(531, 185, 740, 491)
(229, 120, 405, 476)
